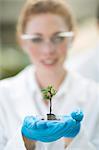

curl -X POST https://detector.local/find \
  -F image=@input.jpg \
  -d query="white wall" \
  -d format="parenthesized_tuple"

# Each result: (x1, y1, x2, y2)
(0, 0, 98, 23)
(68, 0, 98, 19)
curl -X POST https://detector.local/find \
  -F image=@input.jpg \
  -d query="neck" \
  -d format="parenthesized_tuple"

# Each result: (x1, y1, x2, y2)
(35, 68, 67, 90)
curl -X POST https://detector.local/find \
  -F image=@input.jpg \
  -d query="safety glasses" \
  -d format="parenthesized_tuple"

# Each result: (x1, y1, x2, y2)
(21, 31, 74, 48)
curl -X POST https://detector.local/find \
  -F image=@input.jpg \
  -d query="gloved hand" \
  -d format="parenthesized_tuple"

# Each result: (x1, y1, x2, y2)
(63, 109, 83, 138)
(21, 110, 83, 142)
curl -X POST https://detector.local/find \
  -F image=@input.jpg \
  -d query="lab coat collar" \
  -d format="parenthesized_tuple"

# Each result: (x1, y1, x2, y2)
(25, 65, 73, 99)
(54, 71, 73, 99)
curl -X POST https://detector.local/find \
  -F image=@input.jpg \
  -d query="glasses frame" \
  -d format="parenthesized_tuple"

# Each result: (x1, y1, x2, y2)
(21, 31, 74, 40)
(21, 31, 74, 48)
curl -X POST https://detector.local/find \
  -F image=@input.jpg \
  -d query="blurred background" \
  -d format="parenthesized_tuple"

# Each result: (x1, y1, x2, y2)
(0, 0, 99, 79)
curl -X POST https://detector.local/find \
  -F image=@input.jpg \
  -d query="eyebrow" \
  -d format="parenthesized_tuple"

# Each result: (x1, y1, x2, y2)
(31, 32, 63, 36)
(32, 31, 73, 37)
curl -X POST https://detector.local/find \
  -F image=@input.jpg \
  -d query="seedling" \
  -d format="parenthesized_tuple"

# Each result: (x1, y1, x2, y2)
(41, 85, 57, 120)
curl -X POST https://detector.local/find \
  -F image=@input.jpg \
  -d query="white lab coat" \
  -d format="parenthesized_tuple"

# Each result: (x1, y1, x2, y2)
(0, 65, 99, 150)
(67, 45, 99, 82)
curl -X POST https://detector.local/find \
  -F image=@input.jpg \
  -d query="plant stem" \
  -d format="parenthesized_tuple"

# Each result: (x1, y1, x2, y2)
(49, 98, 52, 114)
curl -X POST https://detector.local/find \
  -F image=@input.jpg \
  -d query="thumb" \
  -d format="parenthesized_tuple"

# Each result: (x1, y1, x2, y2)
(71, 109, 84, 122)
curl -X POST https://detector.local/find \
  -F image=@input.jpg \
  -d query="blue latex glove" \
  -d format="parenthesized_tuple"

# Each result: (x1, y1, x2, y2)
(21, 110, 83, 142)
(63, 110, 83, 138)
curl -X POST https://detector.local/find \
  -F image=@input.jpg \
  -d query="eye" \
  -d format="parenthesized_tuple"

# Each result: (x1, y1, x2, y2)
(52, 36, 65, 44)
(31, 37, 43, 43)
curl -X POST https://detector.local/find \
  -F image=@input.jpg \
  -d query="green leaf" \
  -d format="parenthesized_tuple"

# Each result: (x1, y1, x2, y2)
(41, 85, 57, 100)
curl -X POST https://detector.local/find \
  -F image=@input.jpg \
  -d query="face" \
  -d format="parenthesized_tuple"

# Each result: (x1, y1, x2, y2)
(21, 13, 70, 74)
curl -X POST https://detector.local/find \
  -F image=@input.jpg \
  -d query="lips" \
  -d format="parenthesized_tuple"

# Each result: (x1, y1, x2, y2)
(40, 58, 58, 66)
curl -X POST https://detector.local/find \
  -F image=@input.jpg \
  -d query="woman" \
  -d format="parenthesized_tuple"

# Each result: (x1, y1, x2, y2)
(0, 0, 99, 149)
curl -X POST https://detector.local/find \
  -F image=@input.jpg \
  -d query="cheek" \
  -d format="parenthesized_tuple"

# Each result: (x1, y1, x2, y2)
(58, 45, 68, 56)
(27, 45, 39, 58)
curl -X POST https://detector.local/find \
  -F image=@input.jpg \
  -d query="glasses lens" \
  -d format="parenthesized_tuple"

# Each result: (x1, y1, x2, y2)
(52, 35, 65, 44)
(31, 37, 43, 44)
(21, 31, 73, 47)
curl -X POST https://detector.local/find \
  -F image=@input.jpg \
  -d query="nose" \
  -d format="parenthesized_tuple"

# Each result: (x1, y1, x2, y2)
(41, 40, 56, 54)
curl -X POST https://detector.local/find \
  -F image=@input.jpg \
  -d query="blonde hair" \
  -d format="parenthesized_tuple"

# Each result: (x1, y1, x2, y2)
(17, 0, 76, 40)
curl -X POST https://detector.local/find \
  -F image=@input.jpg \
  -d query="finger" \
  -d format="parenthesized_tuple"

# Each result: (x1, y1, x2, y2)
(62, 115, 72, 122)
(45, 121, 67, 138)
(46, 120, 64, 127)
(23, 116, 40, 129)
(64, 122, 80, 138)
(71, 110, 84, 122)
(63, 115, 76, 125)
(36, 120, 47, 129)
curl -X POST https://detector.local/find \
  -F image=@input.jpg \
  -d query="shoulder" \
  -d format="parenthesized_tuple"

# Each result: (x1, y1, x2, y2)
(0, 65, 34, 95)
(67, 48, 97, 72)
(68, 71, 99, 111)
(68, 71, 99, 97)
